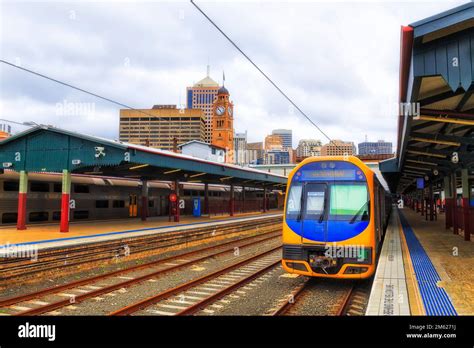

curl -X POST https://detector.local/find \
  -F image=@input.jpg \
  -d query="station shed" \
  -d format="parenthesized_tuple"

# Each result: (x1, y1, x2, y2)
(0, 126, 287, 232)
(381, 2, 474, 241)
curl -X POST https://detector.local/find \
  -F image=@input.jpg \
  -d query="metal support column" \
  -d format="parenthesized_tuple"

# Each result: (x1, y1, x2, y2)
(141, 179, 149, 222)
(16, 170, 28, 230)
(452, 172, 458, 235)
(263, 186, 267, 213)
(461, 168, 470, 241)
(229, 183, 234, 217)
(175, 180, 180, 222)
(60, 169, 71, 232)
(444, 176, 452, 229)
(204, 183, 209, 216)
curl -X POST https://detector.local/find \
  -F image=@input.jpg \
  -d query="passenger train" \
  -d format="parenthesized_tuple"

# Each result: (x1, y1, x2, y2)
(0, 171, 279, 226)
(282, 156, 391, 279)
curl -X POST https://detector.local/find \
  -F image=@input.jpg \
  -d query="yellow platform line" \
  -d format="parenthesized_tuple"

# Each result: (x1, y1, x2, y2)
(398, 210, 426, 316)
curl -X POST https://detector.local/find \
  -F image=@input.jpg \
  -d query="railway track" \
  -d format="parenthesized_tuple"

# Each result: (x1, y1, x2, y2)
(0, 215, 282, 282)
(0, 231, 281, 316)
(110, 246, 282, 316)
(270, 278, 371, 316)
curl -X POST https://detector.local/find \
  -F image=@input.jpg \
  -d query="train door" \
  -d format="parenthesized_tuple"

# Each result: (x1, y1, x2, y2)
(129, 194, 138, 217)
(301, 183, 327, 243)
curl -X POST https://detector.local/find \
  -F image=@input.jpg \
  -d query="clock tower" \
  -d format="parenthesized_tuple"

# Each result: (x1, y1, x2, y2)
(211, 84, 234, 163)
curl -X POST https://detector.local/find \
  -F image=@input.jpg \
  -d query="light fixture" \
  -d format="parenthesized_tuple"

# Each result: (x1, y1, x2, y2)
(164, 168, 181, 175)
(129, 164, 149, 170)
(190, 172, 206, 178)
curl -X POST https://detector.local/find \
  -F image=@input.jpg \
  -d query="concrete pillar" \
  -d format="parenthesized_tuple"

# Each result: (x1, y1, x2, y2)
(141, 180, 149, 222)
(229, 183, 234, 217)
(452, 172, 458, 235)
(16, 170, 28, 230)
(461, 168, 470, 241)
(204, 183, 209, 216)
(60, 169, 71, 232)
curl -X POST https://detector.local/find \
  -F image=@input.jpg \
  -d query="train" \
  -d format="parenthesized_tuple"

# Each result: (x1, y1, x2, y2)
(0, 171, 280, 226)
(282, 156, 391, 279)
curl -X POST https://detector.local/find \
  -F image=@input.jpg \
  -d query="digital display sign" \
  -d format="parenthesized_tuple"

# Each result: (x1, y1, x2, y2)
(300, 169, 356, 181)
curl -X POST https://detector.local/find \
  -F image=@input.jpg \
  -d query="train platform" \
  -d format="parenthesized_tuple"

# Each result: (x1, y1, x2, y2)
(367, 206, 473, 316)
(0, 211, 281, 251)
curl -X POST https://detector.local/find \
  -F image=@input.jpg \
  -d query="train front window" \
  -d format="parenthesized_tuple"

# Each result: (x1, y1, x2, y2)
(304, 184, 326, 219)
(329, 183, 369, 222)
(286, 183, 302, 219)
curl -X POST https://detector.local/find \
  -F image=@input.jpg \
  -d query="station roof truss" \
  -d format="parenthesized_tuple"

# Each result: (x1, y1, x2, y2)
(381, 2, 474, 193)
(0, 126, 287, 189)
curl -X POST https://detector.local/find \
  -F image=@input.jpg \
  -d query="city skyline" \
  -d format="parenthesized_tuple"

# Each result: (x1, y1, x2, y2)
(1, 1, 467, 150)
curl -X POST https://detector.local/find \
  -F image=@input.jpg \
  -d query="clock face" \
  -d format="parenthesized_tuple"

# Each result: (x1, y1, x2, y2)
(216, 106, 225, 116)
(227, 107, 233, 116)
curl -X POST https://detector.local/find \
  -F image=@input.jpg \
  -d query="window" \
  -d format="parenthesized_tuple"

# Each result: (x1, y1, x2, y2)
(113, 200, 125, 208)
(148, 200, 154, 208)
(3, 181, 19, 191)
(95, 200, 109, 208)
(29, 212, 49, 222)
(74, 184, 90, 193)
(73, 210, 89, 219)
(212, 148, 216, 155)
(52, 211, 61, 221)
(30, 182, 50, 192)
(53, 183, 62, 193)
(2, 212, 17, 223)
(286, 183, 302, 218)
(329, 184, 369, 221)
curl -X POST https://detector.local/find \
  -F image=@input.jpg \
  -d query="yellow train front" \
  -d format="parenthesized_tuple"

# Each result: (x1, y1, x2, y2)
(282, 156, 389, 279)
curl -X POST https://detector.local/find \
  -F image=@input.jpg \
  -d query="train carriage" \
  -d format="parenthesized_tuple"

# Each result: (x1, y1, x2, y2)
(282, 156, 391, 279)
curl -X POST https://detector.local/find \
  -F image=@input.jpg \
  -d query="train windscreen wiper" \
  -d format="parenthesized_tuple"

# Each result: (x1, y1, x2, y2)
(348, 201, 368, 224)
(318, 197, 327, 223)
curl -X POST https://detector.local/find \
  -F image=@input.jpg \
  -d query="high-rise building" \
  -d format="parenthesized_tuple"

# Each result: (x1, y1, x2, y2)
(264, 134, 283, 151)
(211, 85, 234, 163)
(296, 139, 322, 158)
(358, 140, 393, 155)
(321, 140, 356, 156)
(234, 131, 247, 165)
(119, 105, 206, 151)
(246, 142, 264, 165)
(271, 129, 292, 150)
(186, 66, 220, 143)
(264, 150, 290, 165)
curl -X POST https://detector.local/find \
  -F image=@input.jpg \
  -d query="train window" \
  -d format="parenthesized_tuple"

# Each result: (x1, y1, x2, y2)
(30, 182, 50, 192)
(53, 183, 62, 193)
(95, 200, 109, 208)
(29, 212, 49, 222)
(329, 184, 369, 221)
(3, 181, 19, 191)
(286, 183, 302, 219)
(73, 210, 89, 219)
(74, 184, 90, 193)
(52, 211, 61, 221)
(113, 200, 125, 208)
(2, 212, 17, 223)
(148, 200, 154, 208)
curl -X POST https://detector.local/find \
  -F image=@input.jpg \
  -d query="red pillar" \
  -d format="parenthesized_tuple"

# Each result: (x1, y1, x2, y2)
(229, 183, 234, 216)
(60, 169, 71, 233)
(16, 170, 28, 230)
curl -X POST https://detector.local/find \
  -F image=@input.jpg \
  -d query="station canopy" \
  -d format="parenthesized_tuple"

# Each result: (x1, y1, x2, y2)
(0, 126, 287, 189)
(381, 2, 474, 193)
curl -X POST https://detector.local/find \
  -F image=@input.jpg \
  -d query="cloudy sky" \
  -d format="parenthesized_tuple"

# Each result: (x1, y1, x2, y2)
(0, 0, 469, 149)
